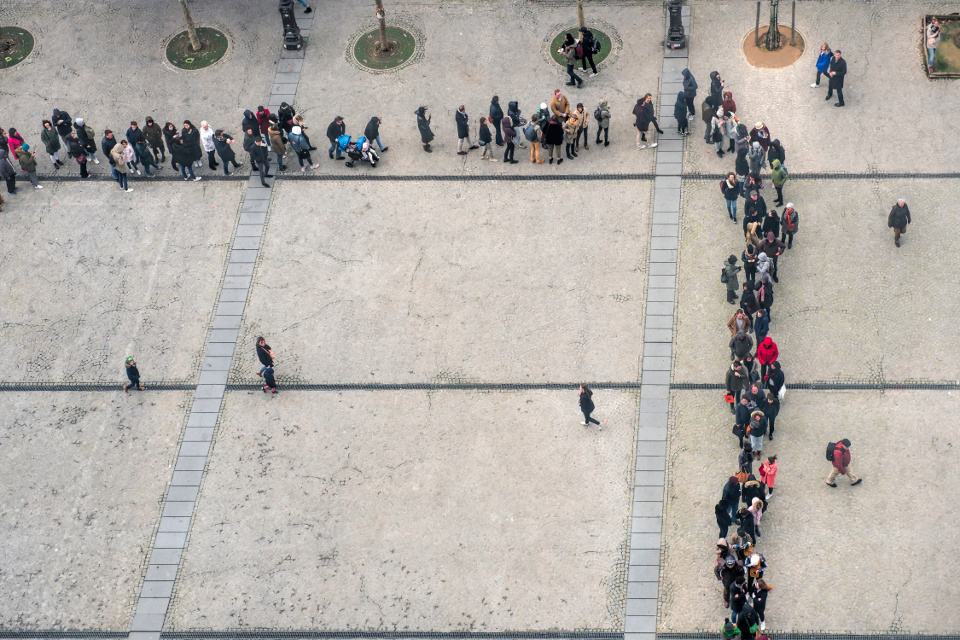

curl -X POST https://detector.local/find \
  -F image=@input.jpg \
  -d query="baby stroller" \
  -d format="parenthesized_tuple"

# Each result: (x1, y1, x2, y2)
(339, 135, 379, 168)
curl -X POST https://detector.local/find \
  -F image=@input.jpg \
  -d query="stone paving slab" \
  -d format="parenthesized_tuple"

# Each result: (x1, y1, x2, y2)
(0, 182, 240, 383)
(0, 391, 188, 630)
(291, 3, 662, 177)
(673, 178, 960, 383)
(168, 389, 639, 631)
(683, 0, 960, 174)
(660, 389, 960, 633)
(234, 180, 651, 384)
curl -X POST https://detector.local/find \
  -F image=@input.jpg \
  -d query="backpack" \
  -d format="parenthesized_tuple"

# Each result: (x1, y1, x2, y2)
(524, 124, 537, 142)
(591, 38, 602, 55)
(826, 442, 837, 461)
(721, 267, 729, 284)
(594, 106, 602, 122)
(575, 42, 583, 59)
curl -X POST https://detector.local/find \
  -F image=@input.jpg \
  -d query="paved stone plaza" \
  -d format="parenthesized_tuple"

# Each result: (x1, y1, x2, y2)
(2, 0, 960, 637)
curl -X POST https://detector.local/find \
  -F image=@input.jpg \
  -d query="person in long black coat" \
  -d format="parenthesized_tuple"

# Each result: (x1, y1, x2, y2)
(826, 50, 847, 106)
(170, 135, 200, 181)
(716, 499, 733, 538)
(489, 96, 504, 146)
(213, 130, 243, 175)
(181, 120, 203, 168)
(163, 123, 179, 169)
(415, 106, 434, 152)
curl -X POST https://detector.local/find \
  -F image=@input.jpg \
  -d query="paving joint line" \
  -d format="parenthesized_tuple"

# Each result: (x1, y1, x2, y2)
(126, 33, 312, 640)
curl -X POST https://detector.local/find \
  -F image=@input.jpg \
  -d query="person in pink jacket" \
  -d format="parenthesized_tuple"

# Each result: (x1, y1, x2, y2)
(756, 336, 778, 379)
(759, 455, 777, 498)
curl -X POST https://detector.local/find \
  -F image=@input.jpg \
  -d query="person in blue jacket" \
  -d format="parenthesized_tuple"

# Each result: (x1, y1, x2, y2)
(811, 42, 832, 88)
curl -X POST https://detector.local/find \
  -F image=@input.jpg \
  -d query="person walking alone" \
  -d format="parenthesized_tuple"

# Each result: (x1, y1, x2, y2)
(455, 105, 478, 155)
(256, 336, 275, 376)
(123, 356, 145, 392)
(579, 383, 601, 428)
(825, 49, 847, 107)
(888, 198, 911, 247)
(826, 438, 862, 487)
(416, 107, 434, 153)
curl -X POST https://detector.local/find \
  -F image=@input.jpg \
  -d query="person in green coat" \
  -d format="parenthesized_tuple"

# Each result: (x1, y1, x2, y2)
(15, 144, 43, 189)
(770, 159, 788, 206)
(724, 255, 741, 304)
(40, 120, 63, 169)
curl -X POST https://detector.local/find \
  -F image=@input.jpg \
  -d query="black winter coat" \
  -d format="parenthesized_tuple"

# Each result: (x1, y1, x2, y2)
(181, 126, 202, 162)
(722, 480, 741, 506)
(126, 364, 141, 383)
(170, 139, 193, 166)
(736, 147, 749, 175)
(364, 117, 380, 141)
(53, 109, 73, 136)
(327, 119, 345, 142)
(213, 135, 237, 162)
(489, 100, 504, 123)
(544, 120, 564, 145)
(828, 56, 847, 89)
(478, 123, 492, 145)
(163, 125, 178, 155)
(455, 110, 470, 138)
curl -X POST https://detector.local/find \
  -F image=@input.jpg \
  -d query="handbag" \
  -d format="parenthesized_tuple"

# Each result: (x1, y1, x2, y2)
(778, 383, 786, 401)
(724, 394, 735, 404)
(732, 423, 744, 437)
(735, 468, 749, 483)
(75, 153, 87, 164)
(712, 127, 723, 143)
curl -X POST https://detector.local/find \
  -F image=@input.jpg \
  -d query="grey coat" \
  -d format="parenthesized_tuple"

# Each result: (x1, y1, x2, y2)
(682, 68, 698, 99)
(0, 148, 16, 179)
(748, 146, 765, 174)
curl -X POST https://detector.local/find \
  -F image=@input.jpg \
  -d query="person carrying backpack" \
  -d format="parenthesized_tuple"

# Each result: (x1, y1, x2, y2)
(525, 114, 544, 164)
(560, 35, 584, 88)
(826, 439, 862, 487)
(578, 26, 600, 76)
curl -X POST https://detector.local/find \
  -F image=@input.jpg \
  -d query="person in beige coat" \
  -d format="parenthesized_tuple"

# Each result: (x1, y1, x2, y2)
(562, 114, 579, 160)
(573, 102, 590, 152)
(110, 140, 133, 192)
(269, 123, 287, 171)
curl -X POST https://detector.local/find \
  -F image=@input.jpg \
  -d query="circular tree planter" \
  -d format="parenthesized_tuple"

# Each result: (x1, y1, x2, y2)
(549, 28, 614, 67)
(0, 26, 35, 69)
(353, 26, 417, 71)
(742, 26, 805, 68)
(166, 27, 228, 70)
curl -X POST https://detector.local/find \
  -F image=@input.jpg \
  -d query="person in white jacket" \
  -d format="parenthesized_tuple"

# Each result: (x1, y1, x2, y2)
(199, 121, 219, 171)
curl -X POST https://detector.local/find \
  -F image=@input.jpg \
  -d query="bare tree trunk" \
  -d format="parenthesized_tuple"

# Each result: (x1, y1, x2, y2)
(179, 0, 201, 52)
(577, 0, 585, 29)
(375, 0, 391, 53)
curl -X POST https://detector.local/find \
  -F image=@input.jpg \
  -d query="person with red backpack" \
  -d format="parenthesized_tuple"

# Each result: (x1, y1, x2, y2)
(780, 203, 799, 248)
(559, 33, 584, 88)
(826, 439, 862, 486)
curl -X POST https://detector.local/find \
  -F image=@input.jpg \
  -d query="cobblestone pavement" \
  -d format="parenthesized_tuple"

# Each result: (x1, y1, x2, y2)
(674, 178, 960, 383)
(682, 0, 960, 175)
(659, 390, 960, 633)
(0, 182, 241, 383)
(233, 180, 651, 385)
(167, 389, 637, 631)
(0, 392, 188, 629)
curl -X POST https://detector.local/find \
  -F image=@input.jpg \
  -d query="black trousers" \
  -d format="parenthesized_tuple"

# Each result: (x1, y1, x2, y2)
(684, 96, 695, 116)
(581, 51, 598, 73)
(774, 185, 783, 204)
(596, 126, 608, 143)
(503, 142, 515, 161)
(207, 150, 219, 170)
(582, 409, 600, 425)
(826, 85, 844, 105)
(780, 231, 794, 247)
(4, 176, 15, 193)
(493, 119, 504, 145)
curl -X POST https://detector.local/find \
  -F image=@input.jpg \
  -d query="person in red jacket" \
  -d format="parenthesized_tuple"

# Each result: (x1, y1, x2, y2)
(826, 439, 862, 487)
(256, 106, 272, 137)
(756, 337, 778, 380)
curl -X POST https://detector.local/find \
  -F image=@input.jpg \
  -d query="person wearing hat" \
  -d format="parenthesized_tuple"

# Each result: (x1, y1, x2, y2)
(715, 553, 744, 609)
(578, 26, 599, 76)
(724, 255, 741, 304)
(721, 620, 741, 639)
(827, 438, 862, 486)
(123, 357, 145, 392)
(749, 122, 770, 151)
(779, 203, 799, 248)
(888, 198, 911, 247)
(14, 143, 43, 189)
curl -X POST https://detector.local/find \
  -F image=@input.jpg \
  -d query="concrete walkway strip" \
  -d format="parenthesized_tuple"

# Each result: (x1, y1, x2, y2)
(127, 13, 313, 640)
(625, 5, 689, 640)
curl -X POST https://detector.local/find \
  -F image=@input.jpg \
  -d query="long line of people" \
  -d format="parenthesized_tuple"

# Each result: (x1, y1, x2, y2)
(708, 65, 803, 640)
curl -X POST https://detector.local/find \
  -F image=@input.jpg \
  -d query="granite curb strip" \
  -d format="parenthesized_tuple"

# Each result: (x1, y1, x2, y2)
(127, 12, 314, 639)
(625, 6, 690, 640)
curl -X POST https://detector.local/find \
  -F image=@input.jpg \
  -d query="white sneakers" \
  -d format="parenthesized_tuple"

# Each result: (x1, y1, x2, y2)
(193, 176, 202, 181)
(125, 188, 134, 192)
(650, 143, 658, 148)
(638, 145, 646, 150)
(810, 83, 819, 88)
(136, 169, 141, 175)
(310, 163, 319, 169)
(93, 157, 100, 164)
(590, 72, 599, 77)
(35, 184, 44, 189)
(760, 622, 766, 631)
